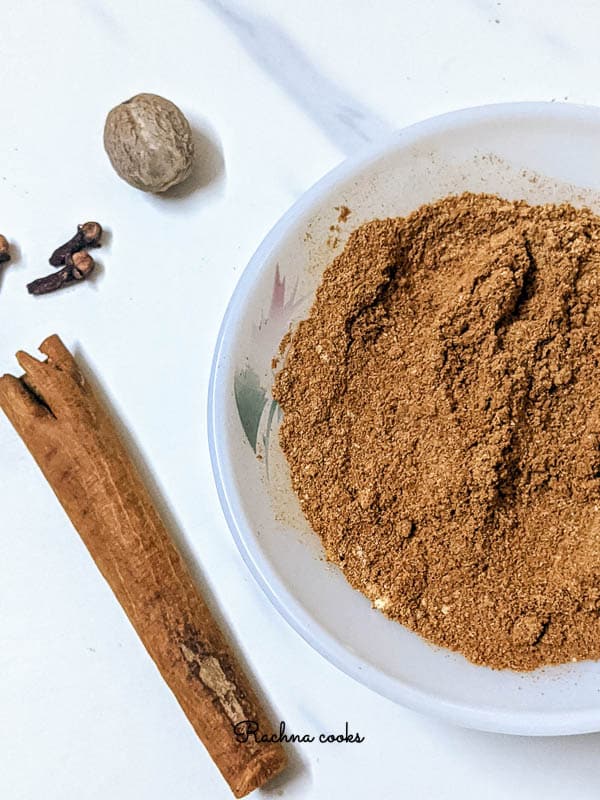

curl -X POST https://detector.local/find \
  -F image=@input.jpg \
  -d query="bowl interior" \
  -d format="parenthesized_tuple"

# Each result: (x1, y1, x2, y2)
(210, 103, 600, 734)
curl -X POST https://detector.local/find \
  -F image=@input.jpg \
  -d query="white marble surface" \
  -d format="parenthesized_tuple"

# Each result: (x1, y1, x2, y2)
(2, 1, 600, 798)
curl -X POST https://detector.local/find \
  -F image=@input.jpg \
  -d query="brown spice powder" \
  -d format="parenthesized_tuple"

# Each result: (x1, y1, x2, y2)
(273, 192, 600, 671)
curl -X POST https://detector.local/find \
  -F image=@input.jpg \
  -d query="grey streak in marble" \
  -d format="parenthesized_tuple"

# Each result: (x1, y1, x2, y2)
(85, 0, 126, 40)
(201, 0, 392, 155)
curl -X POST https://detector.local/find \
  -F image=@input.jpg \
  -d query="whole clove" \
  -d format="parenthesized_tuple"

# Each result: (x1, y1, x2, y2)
(0, 234, 11, 264)
(28, 251, 95, 295)
(49, 221, 102, 266)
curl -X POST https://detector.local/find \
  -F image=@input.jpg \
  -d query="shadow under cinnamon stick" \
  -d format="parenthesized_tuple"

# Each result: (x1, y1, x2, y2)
(0, 335, 293, 798)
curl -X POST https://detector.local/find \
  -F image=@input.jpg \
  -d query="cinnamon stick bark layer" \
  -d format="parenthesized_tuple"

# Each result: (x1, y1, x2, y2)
(0, 335, 286, 797)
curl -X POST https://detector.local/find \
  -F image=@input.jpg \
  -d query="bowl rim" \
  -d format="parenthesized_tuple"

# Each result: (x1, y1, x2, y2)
(208, 101, 600, 736)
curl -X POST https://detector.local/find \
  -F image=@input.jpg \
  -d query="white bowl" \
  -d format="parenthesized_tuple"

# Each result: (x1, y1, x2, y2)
(209, 102, 600, 735)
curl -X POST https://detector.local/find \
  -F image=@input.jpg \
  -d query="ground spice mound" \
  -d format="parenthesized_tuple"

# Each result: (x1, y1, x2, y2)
(273, 192, 600, 671)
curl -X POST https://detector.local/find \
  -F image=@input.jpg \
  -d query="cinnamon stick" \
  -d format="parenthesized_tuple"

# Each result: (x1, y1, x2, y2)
(0, 335, 286, 797)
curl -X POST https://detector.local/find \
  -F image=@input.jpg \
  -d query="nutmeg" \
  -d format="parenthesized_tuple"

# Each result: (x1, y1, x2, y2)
(103, 93, 195, 193)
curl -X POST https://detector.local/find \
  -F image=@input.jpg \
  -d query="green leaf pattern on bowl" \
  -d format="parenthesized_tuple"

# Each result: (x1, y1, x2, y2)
(234, 265, 301, 460)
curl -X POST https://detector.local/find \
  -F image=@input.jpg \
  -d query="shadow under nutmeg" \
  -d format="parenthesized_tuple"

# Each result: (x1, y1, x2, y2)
(157, 122, 225, 201)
